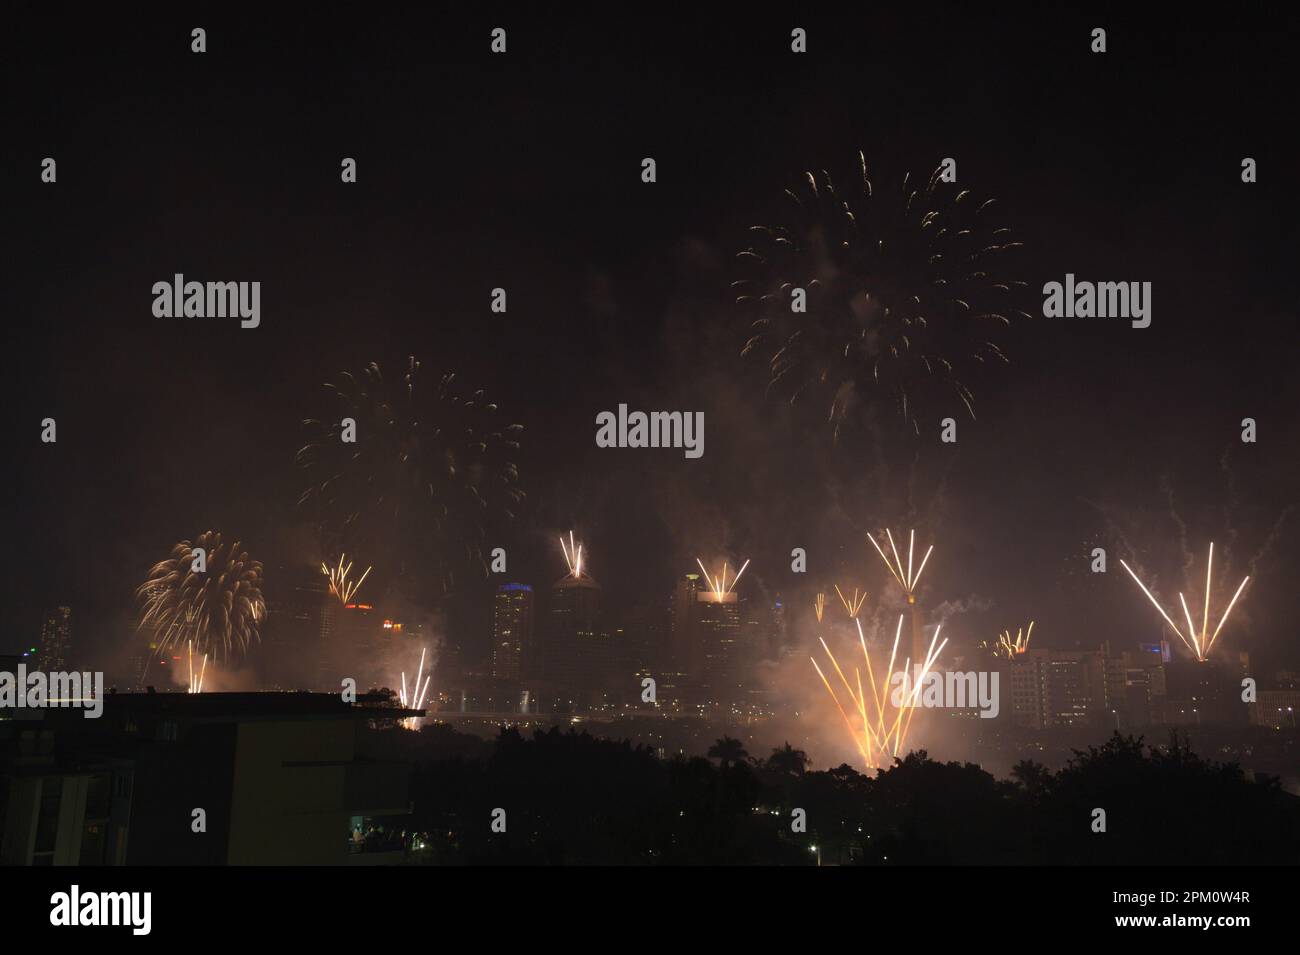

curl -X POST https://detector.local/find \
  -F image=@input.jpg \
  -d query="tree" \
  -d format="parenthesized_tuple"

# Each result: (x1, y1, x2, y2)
(707, 736, 749, 768)
(766, 742, 810, 776)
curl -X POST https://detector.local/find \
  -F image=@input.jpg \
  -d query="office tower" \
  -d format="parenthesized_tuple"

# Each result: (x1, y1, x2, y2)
(37, 606, 72, 671)
(669, 573, 703, 679)
(491, 583, 534, 682)
(696, 589, 742, 706)
(546, 571, 602, 705)
(1008, 648, 1106, 729)
(262, 566, 332, 689)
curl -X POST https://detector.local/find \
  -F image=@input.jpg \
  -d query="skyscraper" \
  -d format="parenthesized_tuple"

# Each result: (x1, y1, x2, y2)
(37, 606, 72, 670)
(696, 590, 741, 706)
(546, 572, 602, 706)
(1008, 648, 1106, 729)
(669, 574, 703, 676)
(262, 566, 332, 689)
(491, 583, 534, 683)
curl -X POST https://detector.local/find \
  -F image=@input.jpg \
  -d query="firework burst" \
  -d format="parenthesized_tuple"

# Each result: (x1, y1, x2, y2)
(695, 558, 750, 601)
(297, 357, 523, 596)
(867, 527, 933, 600)
(1120, 543, 1249, 662)
(322, 553, 372, 605)
(398, 646, 433, 730)
(833, 583, 868, 619)
(811, 615, 947, 770)
(560, 530, 585, 578)
(187, 641, 208, 694)
(993, 621, 1034, 659)
(736, 153, 1028, 438)
(137, 531, 265, 662)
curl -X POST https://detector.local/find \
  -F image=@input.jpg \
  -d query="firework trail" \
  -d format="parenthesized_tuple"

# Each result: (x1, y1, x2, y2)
(736, 152, 1028, 439)
(398, 646, 433, 730)
(297, 357, 523, 596)
(833, 584, 867, 618)
(187, 640, 208, 693)
(993, 621, 1034, 659)
(696, 558, 750, 600)
(560, 530, 585, 578)
(867, 527, 933, 600)
(322, 553, 371, 605)
(1246, 505, 1294, 578)
(811, 615, 947, 770)
(1120, 543, 1249, 662)
(1160, 475, 1196, 579)
(137, 531, 265, 662)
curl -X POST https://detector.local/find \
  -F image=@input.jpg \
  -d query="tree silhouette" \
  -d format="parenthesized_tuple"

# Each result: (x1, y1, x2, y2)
(707, 735, 749, 768)
(766, 742, 810, 776)
(386, 724, 1298, 865)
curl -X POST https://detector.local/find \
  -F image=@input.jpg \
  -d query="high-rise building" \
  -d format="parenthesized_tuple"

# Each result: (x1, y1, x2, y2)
(697, 590, 741, 706)
(262, 566, 332, 689)
(669, 574, 703, 681)
(329, 602, 380, 687)
(545, 572, 602, 706)
(1156, 654, 1250, 725)
(1100, 642, 1165, 729)
(37, 606, 72, 671)
(491, 584, 534, 682)
(622, 600, 666, 684)
(1008, 648, 1106, 729)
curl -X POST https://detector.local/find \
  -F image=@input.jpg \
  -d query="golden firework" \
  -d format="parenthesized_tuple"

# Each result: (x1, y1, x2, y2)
(695, 558, 750, 600)
(811, 615, 947, 770)
(1120, 543, 1249, 662)
(322, 553, 371, 606)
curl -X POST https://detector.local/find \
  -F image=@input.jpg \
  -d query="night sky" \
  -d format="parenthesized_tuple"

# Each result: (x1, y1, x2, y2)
(5, 8, 1298, 673)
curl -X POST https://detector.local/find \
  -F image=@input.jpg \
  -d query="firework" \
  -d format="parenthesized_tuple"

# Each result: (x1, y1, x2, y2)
(187, 640, 208, 694)
(736, 153, 1027, 438)
(811, 615, 948, 770)
(814, 592, 827, 623)
(322, 553, 372, 605)
(695, 558, 750, 601)
(867, 527, 933, 600)
(1120, 543, 1249, 662)
(994, 621, 1034, 659)
(833, 584, 867, 619)
(560, 531, 585, 578)
(398, 646, 433, 730)
(297, 357, 523, 596)
(137, 531, 265, 661)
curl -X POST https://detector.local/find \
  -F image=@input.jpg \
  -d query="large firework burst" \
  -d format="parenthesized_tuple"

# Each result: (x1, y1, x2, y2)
(297, 357, 523, 595)
(736, 152, 1028, 438)
(137, 531, 265, 661)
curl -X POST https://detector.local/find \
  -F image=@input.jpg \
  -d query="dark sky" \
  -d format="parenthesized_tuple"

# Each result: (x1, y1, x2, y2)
(4, 7, 1298, 671)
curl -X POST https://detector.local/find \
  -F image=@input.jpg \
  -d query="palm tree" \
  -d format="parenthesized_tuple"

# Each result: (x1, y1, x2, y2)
(766, 742, 809, 776)
(707, 736, 749, 768)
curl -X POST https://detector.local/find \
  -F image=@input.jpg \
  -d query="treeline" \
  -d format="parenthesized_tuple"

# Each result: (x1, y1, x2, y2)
(389, 726, 1300, 865)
